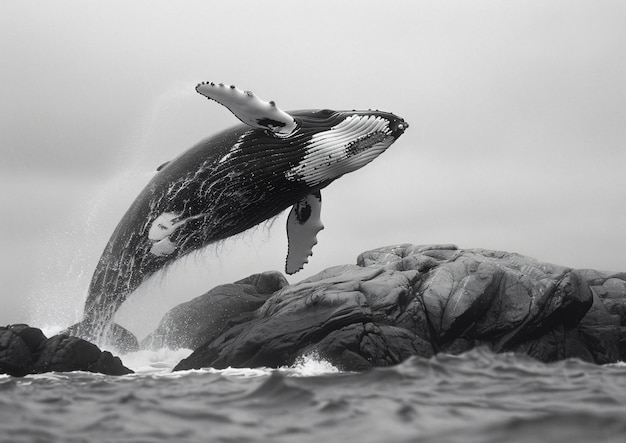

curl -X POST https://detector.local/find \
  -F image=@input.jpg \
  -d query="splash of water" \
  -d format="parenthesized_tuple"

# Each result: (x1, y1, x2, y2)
(285, 351, 340, 376)
(25, 82, 200, 340)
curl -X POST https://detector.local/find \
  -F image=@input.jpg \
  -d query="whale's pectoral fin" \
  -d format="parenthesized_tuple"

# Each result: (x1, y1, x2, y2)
(196, 82, 297, 137)
(285, 191, 324, 275)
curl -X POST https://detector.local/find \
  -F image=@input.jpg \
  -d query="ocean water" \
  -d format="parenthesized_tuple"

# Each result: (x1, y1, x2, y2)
(1, 347, 625, 443)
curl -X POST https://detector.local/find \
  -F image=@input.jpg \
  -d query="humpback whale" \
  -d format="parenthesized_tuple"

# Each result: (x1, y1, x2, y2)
(79, 82, 408, 341)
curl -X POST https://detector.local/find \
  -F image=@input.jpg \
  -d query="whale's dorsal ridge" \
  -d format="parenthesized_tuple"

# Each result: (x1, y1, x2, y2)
(156, 161, 170, 172)
(196, 82, 297, 137)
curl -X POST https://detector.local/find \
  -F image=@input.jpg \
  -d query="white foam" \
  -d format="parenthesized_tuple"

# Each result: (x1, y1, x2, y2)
(282, 351, 340, 377)
(121, 347, 194, 375)
(118, 348, 340, 378)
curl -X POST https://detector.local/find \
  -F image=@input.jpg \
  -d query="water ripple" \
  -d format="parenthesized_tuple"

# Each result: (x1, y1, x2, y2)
(2, 348, 626, 442)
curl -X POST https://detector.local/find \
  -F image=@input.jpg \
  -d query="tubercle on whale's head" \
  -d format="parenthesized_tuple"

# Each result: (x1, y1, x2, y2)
(285, 109, 409, 187)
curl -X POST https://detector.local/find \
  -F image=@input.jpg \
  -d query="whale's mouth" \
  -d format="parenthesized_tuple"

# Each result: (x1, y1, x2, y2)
(284, 114, 398, 186)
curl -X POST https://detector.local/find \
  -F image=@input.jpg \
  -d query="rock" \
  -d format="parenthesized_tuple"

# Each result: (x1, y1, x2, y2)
(32, 334, 132, 375)
(0, 326, 36, 377)
(8, 324, 47, 351)
(0, 324, 133, 377)
(173, 245, 626, 371)
(62, 321, 139, 353)
(142, 271, 288, 350)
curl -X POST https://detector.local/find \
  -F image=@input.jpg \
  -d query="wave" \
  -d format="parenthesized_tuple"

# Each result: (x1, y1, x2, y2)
(2, 346, 626, 443)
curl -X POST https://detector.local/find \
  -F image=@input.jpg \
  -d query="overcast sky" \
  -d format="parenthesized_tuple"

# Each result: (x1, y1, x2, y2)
(1, 1, 625, 337)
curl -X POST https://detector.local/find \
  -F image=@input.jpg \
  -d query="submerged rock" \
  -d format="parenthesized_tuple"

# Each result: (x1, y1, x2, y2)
(173, 245, 626, 371)
(0, 324, 133, 377)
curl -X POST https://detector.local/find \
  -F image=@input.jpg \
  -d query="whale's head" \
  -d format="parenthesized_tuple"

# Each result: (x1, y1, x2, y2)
(284, 109, 408, 187)
(194, 83, 408, 188)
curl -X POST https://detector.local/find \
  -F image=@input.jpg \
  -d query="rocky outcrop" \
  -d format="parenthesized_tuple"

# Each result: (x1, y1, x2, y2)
(142, 271, 288, 350)
(173, 244, 626, 371)
(0, 324, 133, 377)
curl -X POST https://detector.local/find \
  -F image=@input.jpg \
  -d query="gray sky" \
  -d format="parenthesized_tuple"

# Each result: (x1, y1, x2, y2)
(1, 0, 625, 337)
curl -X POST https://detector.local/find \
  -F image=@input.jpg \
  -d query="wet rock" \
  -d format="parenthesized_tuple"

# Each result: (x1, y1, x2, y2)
(0, 324, 132, 377)
(142, 271, 287, 350)
(0, 326, 36, 377)
(32, 334, 132, 375)
(173, 245, 626, 371)
(8, 324, 47, 351)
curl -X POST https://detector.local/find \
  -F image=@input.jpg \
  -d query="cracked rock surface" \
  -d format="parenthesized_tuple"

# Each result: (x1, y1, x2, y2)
(170, 244, 626, 371)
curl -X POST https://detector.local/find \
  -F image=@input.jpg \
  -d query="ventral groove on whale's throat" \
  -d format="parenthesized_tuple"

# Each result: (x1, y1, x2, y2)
(78, 81, 408, 342)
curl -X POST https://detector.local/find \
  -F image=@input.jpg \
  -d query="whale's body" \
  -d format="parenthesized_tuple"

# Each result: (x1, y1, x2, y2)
(80, 83, 408, 339)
